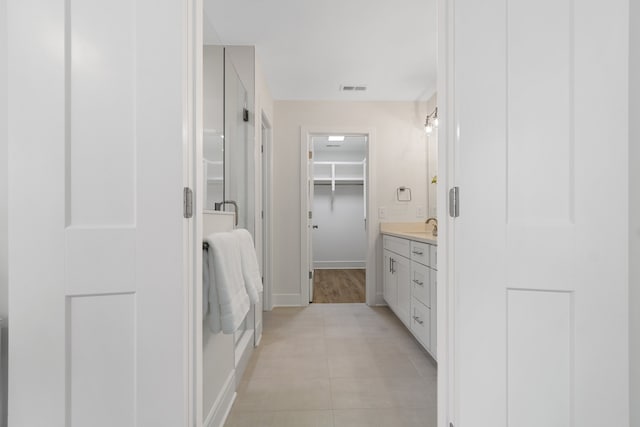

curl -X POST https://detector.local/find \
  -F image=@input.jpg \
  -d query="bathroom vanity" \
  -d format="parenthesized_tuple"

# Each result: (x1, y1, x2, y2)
(381, 223, 437, 360)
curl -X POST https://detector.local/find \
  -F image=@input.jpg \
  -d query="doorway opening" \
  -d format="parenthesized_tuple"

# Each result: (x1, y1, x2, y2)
(311, 134, 368, 303)
(301, 130, 376, 306)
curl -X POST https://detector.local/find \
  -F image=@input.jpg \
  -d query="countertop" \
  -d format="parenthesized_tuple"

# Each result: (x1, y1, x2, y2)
(380, 222, 438, 245)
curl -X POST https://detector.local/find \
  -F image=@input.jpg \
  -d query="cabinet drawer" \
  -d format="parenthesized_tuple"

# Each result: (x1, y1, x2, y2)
(410, 298, 430, 348)
(410, 241, 430, 266)
(383, 235, 410, 258)
(410, 261, 431, 307)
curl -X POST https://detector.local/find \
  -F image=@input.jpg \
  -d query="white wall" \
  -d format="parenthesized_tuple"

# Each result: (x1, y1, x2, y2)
(254, 56, 274, 313)
(272, 99, 435, 303)
(426, 127, 438, 219)
(313, 184, 366, 269)
(0, 0, 8, 424)
(630, 0, 639, 423)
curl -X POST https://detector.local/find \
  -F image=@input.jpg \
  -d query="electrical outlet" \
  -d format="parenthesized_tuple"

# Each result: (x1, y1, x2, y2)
(378, 207, 386, 219)
(417, 207, 425, 218)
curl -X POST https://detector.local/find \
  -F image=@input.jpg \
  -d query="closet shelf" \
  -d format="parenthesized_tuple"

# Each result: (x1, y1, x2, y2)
(313, 160, 366, 192)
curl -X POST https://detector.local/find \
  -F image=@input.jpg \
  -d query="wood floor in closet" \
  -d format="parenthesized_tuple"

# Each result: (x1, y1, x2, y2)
(313, 269, 366, 303)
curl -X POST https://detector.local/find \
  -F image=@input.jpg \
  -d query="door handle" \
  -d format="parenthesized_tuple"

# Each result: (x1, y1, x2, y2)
(312, 225, 319, 229)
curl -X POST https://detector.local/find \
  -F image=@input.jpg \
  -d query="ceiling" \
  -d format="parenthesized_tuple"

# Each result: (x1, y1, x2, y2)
(203, 0, 437, 101)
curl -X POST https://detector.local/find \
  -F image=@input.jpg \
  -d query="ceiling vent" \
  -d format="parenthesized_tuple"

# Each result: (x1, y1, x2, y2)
(340, 85, 367, 92)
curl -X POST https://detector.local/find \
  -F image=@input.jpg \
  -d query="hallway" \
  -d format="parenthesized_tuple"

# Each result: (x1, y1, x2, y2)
(224, 304, 436, 427)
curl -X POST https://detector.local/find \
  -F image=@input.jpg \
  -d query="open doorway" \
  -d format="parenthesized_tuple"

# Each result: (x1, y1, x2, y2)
(310, 134, 368, 303)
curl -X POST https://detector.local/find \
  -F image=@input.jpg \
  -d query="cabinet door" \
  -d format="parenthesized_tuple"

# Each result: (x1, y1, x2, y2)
(383, 250, 396, 309)
(395, 255, 411, 327)
(430, 268, 437, 359)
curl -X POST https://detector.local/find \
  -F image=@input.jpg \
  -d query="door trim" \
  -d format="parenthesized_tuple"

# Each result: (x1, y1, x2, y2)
(299, 127, 377, 306)
(190, 0, 203, 424)
(260, 111, 274, 311)
(437, 0, 453, 426)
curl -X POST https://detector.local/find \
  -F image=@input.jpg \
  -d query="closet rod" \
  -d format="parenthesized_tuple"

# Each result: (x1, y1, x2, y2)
(313, 182, 364, 186)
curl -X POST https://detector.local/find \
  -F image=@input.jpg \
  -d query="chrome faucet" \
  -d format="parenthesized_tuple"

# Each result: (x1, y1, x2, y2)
(426, 217, 438, 237)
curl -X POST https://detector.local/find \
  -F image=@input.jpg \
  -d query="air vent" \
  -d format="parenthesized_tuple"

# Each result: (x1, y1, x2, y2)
(325, 144, 341, 148)
(340, 84, 367, 92)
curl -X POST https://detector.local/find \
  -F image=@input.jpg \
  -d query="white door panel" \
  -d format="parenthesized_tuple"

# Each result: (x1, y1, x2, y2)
(8, 0, 190, 426)
(451, 0, 629, 426)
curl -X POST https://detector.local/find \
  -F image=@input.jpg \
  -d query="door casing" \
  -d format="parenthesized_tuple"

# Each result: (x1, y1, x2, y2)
(300, 127, 377, 306)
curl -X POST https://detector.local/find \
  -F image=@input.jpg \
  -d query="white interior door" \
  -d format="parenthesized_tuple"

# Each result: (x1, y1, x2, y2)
(307, 139, 315, 303)
(448, 0, 629, 426)
(7, 1, 191, 426)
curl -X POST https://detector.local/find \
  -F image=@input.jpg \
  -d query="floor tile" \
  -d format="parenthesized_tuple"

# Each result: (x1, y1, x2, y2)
(330, 378, 396, 409)
(328, 353, 421, 379)
(225, 410, 334, 427)
(332, 408, 435, 427)
(234, 377, 332, 412)
(250, 354, 329, 379)
(257, 336, 328, 359)
(227, 304, 438, 427)
(330, 377, 435, 409)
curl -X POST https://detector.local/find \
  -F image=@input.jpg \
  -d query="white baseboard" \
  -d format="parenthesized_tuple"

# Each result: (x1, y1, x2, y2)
(204, 370, 236, 427)
(375, 293, 387, 306)
(234, 331, 254, 387)
(313, 261, 366, 269)
(272, 293, 303, 307)
(255, 321, 263, 346)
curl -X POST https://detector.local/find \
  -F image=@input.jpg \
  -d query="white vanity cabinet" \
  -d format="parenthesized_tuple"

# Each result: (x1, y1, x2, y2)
(382, 236, 411, 326)
(383, 233, 437, 360)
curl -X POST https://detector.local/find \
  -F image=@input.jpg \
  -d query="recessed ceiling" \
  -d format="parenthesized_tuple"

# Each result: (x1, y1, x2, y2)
(203, 0, 437, 101)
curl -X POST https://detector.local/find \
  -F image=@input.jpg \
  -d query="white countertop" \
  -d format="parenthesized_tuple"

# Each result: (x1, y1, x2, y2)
(380, 222, 438, 245)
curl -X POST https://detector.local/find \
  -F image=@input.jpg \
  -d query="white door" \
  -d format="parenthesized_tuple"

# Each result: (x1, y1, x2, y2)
(307, 139, 315, 302)
(7, 1, 191, 426)
(447, 0, 629, 426)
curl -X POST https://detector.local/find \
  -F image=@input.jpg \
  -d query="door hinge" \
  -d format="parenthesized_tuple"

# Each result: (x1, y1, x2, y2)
(308, 150, 313, 160)
(261, 210, 264, 219)
(261, 144, 264, 153)
(309, 271, 313, 279)
(183, 187, 193, 219)
(449, 186, 460, 218)
(308, 210, 313, 219)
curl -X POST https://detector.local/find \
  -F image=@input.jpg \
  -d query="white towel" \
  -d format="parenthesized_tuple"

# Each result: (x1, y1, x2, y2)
(204, 232, 251, 334)
(233, 229, 263, 304)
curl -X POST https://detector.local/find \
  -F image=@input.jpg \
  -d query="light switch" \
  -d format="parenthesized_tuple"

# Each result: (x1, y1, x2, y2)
(417, 207, 425, 218)
(378, 207, 386, 219)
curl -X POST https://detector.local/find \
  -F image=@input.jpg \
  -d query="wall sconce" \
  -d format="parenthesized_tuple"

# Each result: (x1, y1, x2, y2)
(424, 107, 438, 134)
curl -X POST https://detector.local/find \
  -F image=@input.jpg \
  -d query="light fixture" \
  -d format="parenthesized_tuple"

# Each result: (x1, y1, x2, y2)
(424, 121, 433, 134)
(424, 107, 438, 134)
(328, 135, 345, 142)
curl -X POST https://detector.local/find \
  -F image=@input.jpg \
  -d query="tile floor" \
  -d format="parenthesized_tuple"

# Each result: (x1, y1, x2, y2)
(224, 303, 437, 427)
